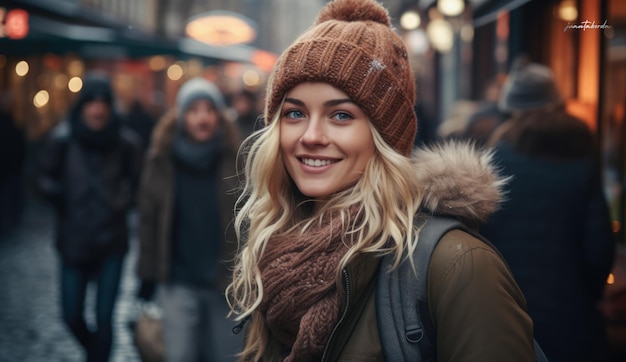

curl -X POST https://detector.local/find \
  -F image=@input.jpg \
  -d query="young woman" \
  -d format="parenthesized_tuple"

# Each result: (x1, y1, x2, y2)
(137, 77, 241, 361)
(227, 1, 537, 361)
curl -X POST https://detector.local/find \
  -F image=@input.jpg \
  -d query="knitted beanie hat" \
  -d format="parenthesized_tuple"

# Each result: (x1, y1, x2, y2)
(265, 0, 417, 155)
(176, 77, 225, 124)
(498, 62, 563, 112)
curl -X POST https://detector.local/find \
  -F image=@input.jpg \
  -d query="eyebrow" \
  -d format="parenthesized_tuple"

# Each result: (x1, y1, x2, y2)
(284, 97, 354, 108)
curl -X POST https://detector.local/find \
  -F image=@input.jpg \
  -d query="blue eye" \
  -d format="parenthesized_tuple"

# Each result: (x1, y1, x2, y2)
(284, 110, 304, 119)
(333, 112, 352, 122)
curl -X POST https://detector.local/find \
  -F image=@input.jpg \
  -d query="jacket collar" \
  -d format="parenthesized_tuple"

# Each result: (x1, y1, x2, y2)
(412, 141, 508, 227)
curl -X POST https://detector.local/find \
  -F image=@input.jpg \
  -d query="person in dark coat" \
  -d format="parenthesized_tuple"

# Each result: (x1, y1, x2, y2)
(0, 91, 26, 236)
(481, 62, 616, 362)
(231, 88, 262, 138)
(122, 99, 156, 151)
(34, 72, 143, 362)
(136, 77, 241, 362)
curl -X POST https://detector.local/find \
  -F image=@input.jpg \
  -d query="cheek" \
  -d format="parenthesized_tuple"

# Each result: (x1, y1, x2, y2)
(358, 149, 374, 171)
(279, 126, 298, 171)
(279, 137, 291, 167)
(351, 136, 375, 169)
(207, 112, 219, 127)
(279, 125, 290, 154)
(184, 116, 197, 131)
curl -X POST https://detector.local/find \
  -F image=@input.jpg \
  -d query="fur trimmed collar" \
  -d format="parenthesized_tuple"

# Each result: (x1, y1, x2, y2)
(413, 141, 507, 226)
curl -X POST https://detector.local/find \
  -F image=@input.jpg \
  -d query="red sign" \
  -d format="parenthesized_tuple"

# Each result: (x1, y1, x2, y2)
(5, 9, 29, 39)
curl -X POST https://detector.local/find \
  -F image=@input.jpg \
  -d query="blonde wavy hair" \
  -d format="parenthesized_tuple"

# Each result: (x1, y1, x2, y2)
(226, 103, 424, 360)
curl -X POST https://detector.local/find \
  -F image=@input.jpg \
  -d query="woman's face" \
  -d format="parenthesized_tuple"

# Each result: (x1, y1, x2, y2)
(184, 99, 219, 142)
(279, 82, 375, 198)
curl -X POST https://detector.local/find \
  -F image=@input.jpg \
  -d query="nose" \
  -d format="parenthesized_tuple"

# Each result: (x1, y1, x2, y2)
(299, 117, 328, 146)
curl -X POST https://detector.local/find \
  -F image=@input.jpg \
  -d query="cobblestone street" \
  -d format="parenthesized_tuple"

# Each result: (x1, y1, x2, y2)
(0, 195, 242, 362)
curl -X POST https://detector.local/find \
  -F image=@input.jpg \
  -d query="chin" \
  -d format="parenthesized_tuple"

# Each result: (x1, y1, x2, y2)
(191, 132, 214, 143)
(301, 191, 330, 199)
(296, 184, 335, 199)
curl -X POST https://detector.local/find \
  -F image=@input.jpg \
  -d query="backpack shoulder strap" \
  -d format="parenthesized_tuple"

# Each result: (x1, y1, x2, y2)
(376, 214, 551, 362)
(376, 214, 464, 362)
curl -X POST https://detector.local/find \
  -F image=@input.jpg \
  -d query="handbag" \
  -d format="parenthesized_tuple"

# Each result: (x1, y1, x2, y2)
(134, 301, 165, 362)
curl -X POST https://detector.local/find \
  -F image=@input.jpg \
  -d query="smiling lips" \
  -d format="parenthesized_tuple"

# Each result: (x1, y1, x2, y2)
(300, 158, 338, 167)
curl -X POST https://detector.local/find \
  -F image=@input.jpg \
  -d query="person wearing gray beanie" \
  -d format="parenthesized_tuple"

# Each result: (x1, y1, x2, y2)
(488, 60, 566, 147)
(498, 61, 563, 113)
(485, 60, 615, 362)
(173, 78, 227, 168)
(136, 77, 241, 361)
(176, 78, 225, 121)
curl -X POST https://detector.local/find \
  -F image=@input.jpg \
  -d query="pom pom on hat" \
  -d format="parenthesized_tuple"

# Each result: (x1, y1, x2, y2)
(315, 0, 390, 26)
(265, 0, 417, 156)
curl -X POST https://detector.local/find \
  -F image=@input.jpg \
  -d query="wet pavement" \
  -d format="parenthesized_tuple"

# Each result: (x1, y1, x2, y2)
(0, 195, 243, 362)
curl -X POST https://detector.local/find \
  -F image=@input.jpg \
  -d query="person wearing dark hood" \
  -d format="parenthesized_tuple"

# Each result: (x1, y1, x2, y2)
(0, 91, 26, 236)
(136, 77, 241, 362)
(34, 72, 143, 362)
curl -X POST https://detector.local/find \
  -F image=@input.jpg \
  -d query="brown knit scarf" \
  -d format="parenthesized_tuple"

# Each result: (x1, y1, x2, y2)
(258, 210, 358, 362)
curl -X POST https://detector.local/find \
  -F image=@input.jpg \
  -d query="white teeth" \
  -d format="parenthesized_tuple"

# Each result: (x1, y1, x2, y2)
(302, 158, 333, 167)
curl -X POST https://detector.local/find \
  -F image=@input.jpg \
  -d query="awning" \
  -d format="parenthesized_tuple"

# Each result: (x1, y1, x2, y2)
(472, 0, 534, 27)
(417, 0, 534, 27)
(1, 14, 179, 59)
(178, 38, 255, 64)
(0, 4, 276, 65)
(0, 14, 263, 63)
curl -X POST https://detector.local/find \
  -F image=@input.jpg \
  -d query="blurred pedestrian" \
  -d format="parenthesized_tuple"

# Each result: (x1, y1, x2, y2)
(122, 98, 157, 152)
(136, 77, 241, 362)
(435, 100, 481, 142)
(487, 59, 563, 144)
(481, 61, 616, 362)
(0, 91, 26, 236)
(463, 74, 508, 145)
(231, 88, 262, 138)
(226, 0, 537, 361)
(436, 74, 508, 147)
(33, 72, 143, 362)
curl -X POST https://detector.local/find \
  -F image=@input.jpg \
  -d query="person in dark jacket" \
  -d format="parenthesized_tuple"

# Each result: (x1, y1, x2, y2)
(34, 72, 143, 362)
(122, 98, 157, 152)
(231, 88, 262, 138)
(482, 62, 616, 362)
(0, 91, 27, 236)
(136, 77, 240, 362)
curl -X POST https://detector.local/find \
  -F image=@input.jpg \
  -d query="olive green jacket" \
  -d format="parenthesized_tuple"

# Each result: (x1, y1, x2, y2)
(254, 142, 536, 361)
(327, 230, 535, 361)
